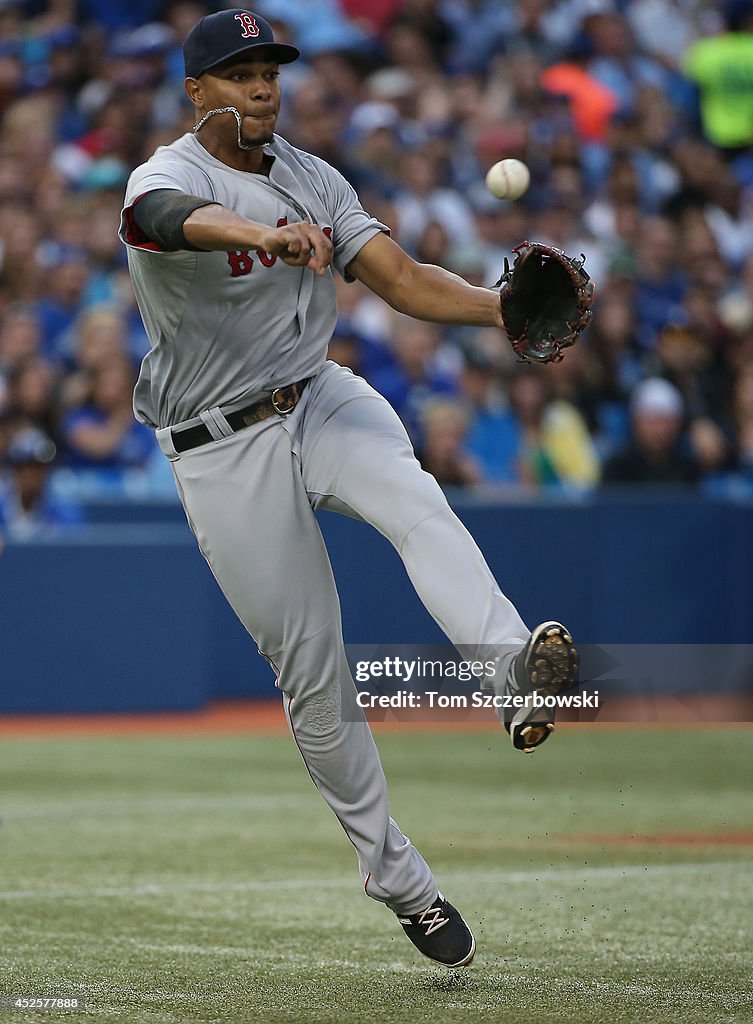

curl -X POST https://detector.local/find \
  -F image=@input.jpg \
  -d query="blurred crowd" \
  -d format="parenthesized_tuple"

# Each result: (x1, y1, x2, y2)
(1, 0, 753, 537)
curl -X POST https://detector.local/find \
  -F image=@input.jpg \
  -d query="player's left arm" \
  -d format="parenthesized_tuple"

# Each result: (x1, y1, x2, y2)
(346, 233, 503, 329)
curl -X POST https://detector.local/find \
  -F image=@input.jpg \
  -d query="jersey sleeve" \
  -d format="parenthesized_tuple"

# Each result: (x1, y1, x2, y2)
(119, 158, 215, 253)
(317, 162, 389, 280)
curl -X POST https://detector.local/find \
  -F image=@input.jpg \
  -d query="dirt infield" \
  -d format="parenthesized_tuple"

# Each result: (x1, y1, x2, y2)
(0, 700, 289, 738)
(0, 696, 752, 738)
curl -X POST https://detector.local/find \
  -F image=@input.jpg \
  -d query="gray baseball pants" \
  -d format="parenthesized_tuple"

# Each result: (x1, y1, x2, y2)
(157, 361, 529, 916)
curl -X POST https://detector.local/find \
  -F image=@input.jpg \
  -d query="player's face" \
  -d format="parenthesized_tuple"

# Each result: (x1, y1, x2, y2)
(200, 57, 282, 148)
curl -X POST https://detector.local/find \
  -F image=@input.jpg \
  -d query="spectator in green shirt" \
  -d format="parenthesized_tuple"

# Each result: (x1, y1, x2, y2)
(684, 0, 753, 150)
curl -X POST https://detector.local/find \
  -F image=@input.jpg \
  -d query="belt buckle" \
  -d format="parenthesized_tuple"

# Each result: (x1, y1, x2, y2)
(271, 385, 296, 415)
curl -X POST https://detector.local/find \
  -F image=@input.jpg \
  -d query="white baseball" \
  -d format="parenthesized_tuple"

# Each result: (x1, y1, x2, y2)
(485, 159, 530, 201)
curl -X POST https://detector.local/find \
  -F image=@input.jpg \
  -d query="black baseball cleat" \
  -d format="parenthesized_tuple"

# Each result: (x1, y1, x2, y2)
(397, 893, 476, 968)
(503, 620, 579, 753)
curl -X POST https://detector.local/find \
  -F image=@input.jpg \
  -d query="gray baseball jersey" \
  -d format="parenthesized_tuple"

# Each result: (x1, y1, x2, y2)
(119, 132, 387, 427)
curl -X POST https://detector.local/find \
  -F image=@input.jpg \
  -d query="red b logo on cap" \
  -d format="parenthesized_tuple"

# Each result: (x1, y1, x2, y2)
(234, 12, 260, 38)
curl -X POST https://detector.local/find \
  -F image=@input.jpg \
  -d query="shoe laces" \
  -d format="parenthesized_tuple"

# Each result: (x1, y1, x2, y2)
(415, 902, 449, 936)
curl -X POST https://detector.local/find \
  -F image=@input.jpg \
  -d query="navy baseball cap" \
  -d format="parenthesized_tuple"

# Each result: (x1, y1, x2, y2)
(183, 9, 300, 78)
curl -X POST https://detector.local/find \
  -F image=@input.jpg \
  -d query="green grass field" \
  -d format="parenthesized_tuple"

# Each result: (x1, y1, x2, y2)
(1, 726, 752, 1024)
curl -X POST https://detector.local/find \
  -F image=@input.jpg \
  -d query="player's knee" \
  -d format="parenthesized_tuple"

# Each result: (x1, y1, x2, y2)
(292, 688, 343, 738)
(272, 627, 353, 735)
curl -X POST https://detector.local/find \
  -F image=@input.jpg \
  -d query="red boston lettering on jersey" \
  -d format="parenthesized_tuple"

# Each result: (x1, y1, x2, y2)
(234, 12, 260, 38)
(227, 222, 328, 277)
(227, 250, 254, 276)
(258, 217, 288, 267)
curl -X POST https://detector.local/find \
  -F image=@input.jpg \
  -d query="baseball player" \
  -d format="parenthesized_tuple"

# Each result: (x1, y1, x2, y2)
(119, 9, 579, 969)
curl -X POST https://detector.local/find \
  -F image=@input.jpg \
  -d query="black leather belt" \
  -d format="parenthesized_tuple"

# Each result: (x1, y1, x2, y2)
(171, 379, 310, 454)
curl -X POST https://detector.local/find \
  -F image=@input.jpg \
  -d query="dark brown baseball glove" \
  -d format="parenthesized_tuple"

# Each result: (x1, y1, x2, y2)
(495, 241, 594, 364)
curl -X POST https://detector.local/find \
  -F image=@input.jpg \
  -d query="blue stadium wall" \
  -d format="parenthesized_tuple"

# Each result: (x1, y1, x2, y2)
(2, 495, 752, 713)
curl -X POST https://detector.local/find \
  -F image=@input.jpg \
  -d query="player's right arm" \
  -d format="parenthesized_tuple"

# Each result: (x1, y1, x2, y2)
(130, 189, 333, 275)
(184, 203, 333, 275)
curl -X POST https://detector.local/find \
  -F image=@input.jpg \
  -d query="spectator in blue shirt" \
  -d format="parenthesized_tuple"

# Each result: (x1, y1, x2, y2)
(59, 356, 155, 475)
(370, 316, 458, 447)
(460, 347, 522, 483)
(34, 249, 91, 362)
(0, 426, 83, 538)
(633, 218, 688, 346)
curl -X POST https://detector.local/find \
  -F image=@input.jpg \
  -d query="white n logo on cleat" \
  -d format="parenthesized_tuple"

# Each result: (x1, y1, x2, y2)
(418, 906, 449, 935)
